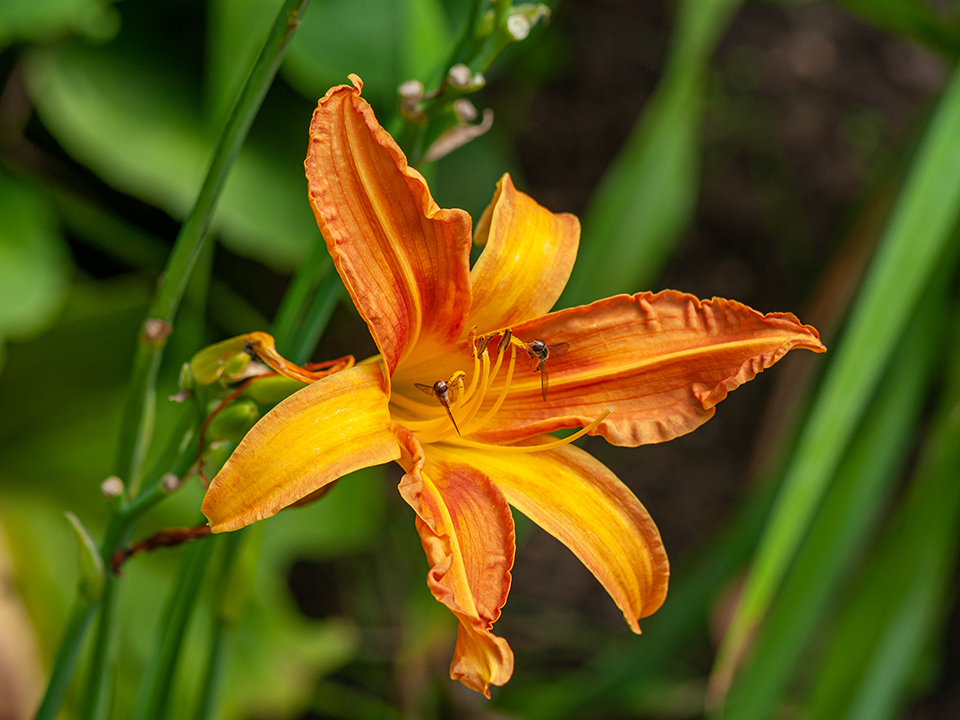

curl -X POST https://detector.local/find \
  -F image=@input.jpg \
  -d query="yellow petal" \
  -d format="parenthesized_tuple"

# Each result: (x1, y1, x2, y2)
(427, 440, 668, 630)
(202, 364, 399, 532)
(305, 75, 473, 377)
(468, 174, 580, 333)
(395, 426, 515, 696)
(466, 291, 826, 446)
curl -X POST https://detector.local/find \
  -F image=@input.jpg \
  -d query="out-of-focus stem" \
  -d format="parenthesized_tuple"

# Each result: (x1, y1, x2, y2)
(116, 0, 312, 498)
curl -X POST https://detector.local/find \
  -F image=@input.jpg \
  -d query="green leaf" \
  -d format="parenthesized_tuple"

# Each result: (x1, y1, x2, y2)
(65, 512, 105, 604)
(0, 0, 118, 46)
(283, 0, 450, 112)
(834, 0, 960, 58)
(0, 173, 69, 358)
(712, 62, 960, 699)
(24, 43, 316, 270)
(806, 310, 960, 720)
(206, 0, 279, 123)
(559, 0, 743, 307)
(722, 281, 946, 720)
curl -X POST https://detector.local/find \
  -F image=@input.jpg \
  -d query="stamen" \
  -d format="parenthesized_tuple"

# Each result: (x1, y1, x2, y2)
(391, 391, 448, 416)
(466, 345, 517, 434)
(431, 350, 493, 442)
(446, 409, 613, 454)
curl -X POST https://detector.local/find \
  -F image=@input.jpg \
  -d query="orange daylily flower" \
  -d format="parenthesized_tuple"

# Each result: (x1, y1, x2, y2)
(201, 75, 825, 696)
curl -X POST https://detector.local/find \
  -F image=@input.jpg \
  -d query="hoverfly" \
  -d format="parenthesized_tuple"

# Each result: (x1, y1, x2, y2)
(414, 378, 462, 435)
(523, 338, 569, 401)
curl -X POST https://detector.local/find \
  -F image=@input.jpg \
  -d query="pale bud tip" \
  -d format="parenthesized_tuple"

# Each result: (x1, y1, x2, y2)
(161, 473, 181, 493)
(100, 476, 124, 498)
(398, 79, 424, 101)
(447, 64, 472, 89)
(144, 318, 172, 343)
(507, 14, 530, 41)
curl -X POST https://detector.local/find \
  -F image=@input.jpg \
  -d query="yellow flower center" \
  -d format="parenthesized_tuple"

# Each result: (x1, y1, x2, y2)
(390, 334, 611, 451)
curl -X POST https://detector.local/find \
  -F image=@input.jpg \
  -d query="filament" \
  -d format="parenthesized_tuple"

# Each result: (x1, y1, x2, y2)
(447, 409, 613, 454)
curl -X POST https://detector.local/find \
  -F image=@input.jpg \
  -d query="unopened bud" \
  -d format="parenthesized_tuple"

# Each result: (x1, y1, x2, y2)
(206, 400, 260, 443)
(453, 98, 478, 123)
(507, 14, 531, 41)
(144, 318, 172, 344)
(447, 64, 472, 89)
(398, 79, 424, 101)
(161, 473, 182, 493)
(100, 476, 124, 499)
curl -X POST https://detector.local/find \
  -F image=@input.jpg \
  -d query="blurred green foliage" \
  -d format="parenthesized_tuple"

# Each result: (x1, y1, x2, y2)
(3, 0, 960, 718)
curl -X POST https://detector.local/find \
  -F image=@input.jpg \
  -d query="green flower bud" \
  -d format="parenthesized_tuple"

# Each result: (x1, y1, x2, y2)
(205, 400, 260, 442)
(241, 374, 305, 407)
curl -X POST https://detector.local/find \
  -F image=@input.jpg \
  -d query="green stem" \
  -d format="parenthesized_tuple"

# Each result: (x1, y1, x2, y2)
(440, 0, 485, 76)
(78, 574, 118, 720)
(192, 533, 246, 720)
(33, 602, 99, 720)
(130, 538, 218, 720)
(289, 265, 343, 364)
(33, 416, 199, 720)
(271, 238, 333, 357)
(116, 0, 311, 497)
(43, 3, 312, 719)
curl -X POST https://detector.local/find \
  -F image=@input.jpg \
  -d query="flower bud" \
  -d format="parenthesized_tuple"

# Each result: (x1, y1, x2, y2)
(205, 400, 260, 443)
(100, 476, 124, 499)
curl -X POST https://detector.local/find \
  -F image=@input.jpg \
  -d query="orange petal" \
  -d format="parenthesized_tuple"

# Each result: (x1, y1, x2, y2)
(305, 75, 473, 376)
(202, 364, 399, 532)
(395, 425, 515, 696)
(467, 174, 580, 333)
(428, 440, 668, 630)
(469, 291, 826, 445)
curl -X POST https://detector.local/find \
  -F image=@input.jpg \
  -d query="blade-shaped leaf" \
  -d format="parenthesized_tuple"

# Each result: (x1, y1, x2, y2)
(560, 0, 743, 307)
(712, 62, 960, 699)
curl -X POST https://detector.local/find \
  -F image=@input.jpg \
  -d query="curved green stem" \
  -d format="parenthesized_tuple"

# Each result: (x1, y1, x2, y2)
(117, 0, 312, 497)
(37, 1, 311, 717)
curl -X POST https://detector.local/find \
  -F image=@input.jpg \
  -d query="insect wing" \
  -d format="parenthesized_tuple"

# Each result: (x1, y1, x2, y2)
(540, 362, 551, 401)
(547, 341, 569, 361)
(414, 382, 436, 397)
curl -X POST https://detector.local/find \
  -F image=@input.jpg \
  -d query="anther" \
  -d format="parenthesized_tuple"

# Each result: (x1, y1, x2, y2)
(497, 329, 513, 354)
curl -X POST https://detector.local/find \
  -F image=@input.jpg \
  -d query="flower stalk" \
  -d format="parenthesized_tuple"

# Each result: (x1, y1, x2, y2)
(33, 2, 311, 717)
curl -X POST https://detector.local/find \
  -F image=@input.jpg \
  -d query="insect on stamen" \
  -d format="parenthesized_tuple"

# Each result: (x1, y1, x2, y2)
(415, 378, 462, 435)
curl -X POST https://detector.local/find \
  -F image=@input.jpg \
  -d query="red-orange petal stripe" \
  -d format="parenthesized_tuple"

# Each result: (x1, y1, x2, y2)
(395, 425, 515, 696)
(459, 291, 826, 446)
(305, 75, 473, 377)
(467, 174, 580, 334)
(202, 364, 399, 532)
